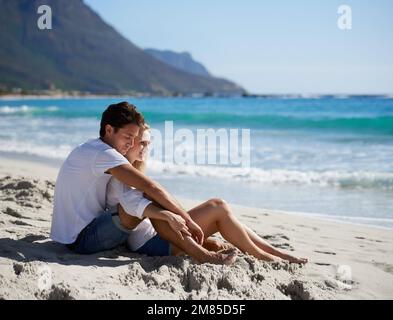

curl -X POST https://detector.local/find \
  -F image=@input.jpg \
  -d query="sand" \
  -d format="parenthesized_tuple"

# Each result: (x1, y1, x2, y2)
(0, 156, 392, 300)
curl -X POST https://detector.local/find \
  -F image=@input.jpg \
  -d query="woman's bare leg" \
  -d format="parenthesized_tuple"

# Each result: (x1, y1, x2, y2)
(243, 226, 308, 264)
(188, 199, 308, 263)
(187, 199, 279, 261)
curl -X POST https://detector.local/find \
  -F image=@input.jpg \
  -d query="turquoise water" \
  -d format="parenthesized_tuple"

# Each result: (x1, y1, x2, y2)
(2, 97, 393, 134)
(1, 96, 393, 228)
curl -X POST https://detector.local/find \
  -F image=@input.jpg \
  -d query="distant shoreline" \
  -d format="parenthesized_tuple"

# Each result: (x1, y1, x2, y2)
(1, 92, 393, 100)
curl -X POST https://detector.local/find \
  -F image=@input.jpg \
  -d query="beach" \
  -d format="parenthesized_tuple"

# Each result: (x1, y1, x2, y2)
(1, 156, 392, 300)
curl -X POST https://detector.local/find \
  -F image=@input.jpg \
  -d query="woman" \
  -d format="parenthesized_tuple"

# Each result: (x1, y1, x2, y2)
(107, 124, 308, 264)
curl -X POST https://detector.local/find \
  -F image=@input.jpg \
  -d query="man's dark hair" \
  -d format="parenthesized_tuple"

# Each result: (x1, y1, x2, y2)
(100, 102, 145, 138)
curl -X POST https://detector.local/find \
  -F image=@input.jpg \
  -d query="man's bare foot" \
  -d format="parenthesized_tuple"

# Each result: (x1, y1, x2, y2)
(217, 243, 237, 253)
(203, 248, 237, 265)
(203, 238, 236, 252)
(217, 247, 239, 255)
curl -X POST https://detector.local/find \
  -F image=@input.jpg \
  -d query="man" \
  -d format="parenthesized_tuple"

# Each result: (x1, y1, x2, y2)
(50, 102, 234, 264)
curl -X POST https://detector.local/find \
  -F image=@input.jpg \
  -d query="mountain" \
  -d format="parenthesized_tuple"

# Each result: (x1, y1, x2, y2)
(0, 0, 244, 95)
(145, 49, 211, 78)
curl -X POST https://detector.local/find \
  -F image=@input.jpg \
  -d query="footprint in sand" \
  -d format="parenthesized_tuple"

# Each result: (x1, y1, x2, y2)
(260, 234, 294, 251)
(261, 233, 290, 241)
(355, 236, 383, 243)
(314, 262, 331, 266)
(314, 250, 336, 256)
(242, 215, 258, 219)
(296, 224, 319, 231)
(3, 207, 24, 218)
(10, 220, 32, 227)
(273, 225, 295, 231)
(373, 262, 393, 275)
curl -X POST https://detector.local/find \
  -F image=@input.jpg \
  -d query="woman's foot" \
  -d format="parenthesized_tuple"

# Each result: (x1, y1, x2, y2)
(282, 254, 308, 264)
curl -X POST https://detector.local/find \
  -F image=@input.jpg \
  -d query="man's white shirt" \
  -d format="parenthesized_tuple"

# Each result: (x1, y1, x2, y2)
(50, 138, 129, 244)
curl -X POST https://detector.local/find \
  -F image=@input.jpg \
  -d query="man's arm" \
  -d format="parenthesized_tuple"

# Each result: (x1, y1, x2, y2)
(108, 164, 204, 244)
(109, 164, 188, 221)
(142, 203, 191, 240)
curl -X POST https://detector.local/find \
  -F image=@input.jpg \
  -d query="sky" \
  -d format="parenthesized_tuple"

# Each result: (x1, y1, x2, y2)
(84, 0, 393, 94)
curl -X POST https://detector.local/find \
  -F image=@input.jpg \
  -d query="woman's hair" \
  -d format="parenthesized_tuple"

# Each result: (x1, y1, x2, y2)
(132, 123, 150, 173)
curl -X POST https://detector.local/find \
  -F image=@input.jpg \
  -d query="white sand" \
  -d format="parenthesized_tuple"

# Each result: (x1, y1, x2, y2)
(0, 156, 392, 300)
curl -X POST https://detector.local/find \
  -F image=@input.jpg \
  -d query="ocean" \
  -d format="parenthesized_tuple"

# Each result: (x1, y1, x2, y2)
(1, 96, 392, 229)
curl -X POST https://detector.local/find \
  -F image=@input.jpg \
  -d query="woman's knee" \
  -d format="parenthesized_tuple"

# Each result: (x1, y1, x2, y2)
(207, 198, 230, 216)
(208, 198, 227, 207)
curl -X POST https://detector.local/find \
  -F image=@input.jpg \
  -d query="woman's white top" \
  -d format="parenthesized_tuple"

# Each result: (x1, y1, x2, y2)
(106, 177, 157, 250)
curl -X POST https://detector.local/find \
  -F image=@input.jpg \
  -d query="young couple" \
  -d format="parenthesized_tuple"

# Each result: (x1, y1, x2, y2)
(50, 102, 308, 265)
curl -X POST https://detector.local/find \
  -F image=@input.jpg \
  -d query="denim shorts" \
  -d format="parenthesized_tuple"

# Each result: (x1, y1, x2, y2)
(66, 212, 130, 254)
(135, 234, 171, 257)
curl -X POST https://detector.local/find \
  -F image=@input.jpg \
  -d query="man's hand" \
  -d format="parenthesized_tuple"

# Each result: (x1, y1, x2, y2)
(185, 218, 204, 245)
(165, 212, 191, 240)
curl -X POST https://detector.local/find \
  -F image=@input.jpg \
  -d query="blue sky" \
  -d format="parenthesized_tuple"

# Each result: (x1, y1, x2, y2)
(85, 0, 393, 94)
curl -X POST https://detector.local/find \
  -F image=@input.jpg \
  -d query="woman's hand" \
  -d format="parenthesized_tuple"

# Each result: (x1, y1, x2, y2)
(166, 212, 192, 240)
(185, 218, 204, 245)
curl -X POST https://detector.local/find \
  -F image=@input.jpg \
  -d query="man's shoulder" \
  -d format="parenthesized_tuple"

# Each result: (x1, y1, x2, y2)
(82, 138, 108, 150)
(63, 138, 127, 173)
(71, 138, 111, 155)
(60, 138, 101, 166)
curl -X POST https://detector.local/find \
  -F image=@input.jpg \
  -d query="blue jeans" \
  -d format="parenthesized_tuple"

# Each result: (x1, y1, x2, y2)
(66, 212, 130, 254)
(134, 234, 171, 257)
